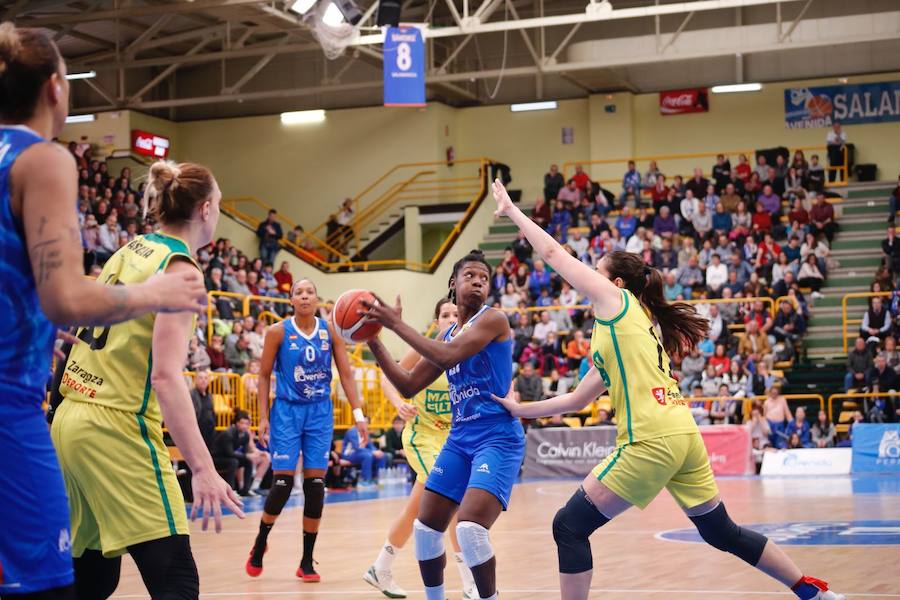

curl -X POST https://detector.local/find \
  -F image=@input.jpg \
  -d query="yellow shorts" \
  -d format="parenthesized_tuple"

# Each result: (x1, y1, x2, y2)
(402, 418, 447, 483)
(591, 432, 719, 510)
(51, 400, 188, 558)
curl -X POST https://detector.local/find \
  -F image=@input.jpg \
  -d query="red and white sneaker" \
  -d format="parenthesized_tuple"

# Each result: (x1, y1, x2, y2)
(244, 545, 267, 577)
(296, 561, 321, 583)
(796, 576, 845, 600)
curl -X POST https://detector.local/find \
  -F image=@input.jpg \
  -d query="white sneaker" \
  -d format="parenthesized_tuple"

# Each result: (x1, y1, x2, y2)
(461, 583, 479, 600)
(814, 591, 845, 600)
(812, 291, 825, 299)
(363, 566, 407, 599)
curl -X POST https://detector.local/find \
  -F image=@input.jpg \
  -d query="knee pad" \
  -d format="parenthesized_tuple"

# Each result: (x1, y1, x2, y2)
(302, 477, 325, 520)
(455, 521, 493, 568)
(552, 487, 609, 574)
(689, 502, 767, 566)
(413, 519, 445, 562)
(263, 474, 294, 516)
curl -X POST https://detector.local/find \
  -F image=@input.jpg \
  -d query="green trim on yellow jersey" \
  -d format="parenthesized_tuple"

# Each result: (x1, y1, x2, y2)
(595, 288, 629, 326)
(608, 323, 633, 444)
(408, 415, 429, 475)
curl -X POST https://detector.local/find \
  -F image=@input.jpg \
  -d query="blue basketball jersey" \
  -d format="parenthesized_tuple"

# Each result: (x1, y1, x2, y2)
(0, 126, 57, 404)
(442, 305, 515, 429)
(274, 316, 333, 403)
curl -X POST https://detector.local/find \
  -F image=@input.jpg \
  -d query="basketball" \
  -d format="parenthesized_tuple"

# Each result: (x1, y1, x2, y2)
(332, 289, 382, 343)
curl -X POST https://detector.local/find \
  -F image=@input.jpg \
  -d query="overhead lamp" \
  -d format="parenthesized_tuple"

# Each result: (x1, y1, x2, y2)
(65, 70, 96, 80)
(280, 109, 326, 124)
(65, 114, 96, 124)
(510, 101, 558, 112)
(330, 0, 363, 25)
(289, 0, 317, 14)
(322, 2, 345, 26)
(711, 83, 762, 94)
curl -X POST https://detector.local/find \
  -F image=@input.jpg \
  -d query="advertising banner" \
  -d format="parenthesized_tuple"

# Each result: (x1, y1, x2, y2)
(522, 426, 617, 478)
(760, 448, 852, 476)
(699, 425, 753, 476)
(852, 423, 900, 473)
(383, 26, 425, 107)
(784, 81, 900, 129)
(659, 88, 709, 115)
(131, 129, 170, 158)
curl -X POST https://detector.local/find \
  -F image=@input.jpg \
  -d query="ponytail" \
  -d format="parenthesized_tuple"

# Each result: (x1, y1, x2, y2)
(145, 160, 215, 225)
(0, 22, 62, 121)
(639, 267, 709, 356)
(605, 251, 709, 355)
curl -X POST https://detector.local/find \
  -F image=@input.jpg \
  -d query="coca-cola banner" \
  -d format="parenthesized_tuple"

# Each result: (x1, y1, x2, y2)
(659, 88, 709, 115)
(523, 426, 617, 478)
(699, 425, 753, 476)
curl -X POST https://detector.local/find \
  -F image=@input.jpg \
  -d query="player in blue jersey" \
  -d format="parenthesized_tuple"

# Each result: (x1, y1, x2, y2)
(363, 249, 524, 600)
(0, 22, 210, 600)
(246, 277, 368, 582)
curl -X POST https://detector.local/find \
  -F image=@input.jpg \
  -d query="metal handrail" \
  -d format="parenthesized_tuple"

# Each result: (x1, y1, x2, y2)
(827, 391, 900, 431)
(841, 291, 892, 352)
(206, 291, 248, 344)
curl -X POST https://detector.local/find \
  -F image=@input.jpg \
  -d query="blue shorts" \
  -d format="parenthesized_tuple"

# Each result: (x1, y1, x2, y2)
(0, 399, 74, 594)
(269, 398, 333, 472)
(425, 419, 525, 510)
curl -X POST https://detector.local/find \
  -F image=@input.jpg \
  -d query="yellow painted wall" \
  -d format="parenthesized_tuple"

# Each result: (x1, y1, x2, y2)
(59, 110, 130, 156)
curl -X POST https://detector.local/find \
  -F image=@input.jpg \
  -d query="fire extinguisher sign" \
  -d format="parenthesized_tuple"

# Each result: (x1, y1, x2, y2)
(383, 26, 426, 107)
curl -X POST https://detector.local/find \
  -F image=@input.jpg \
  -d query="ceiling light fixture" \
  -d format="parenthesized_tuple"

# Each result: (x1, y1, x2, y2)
(289, 0, 317, 14)
(280, 109, 326, 124)
(65, 114, 96, 123)
(65, 71, 96, 80)
(711, 83, 762, 94)
(510, 101, 558, 112)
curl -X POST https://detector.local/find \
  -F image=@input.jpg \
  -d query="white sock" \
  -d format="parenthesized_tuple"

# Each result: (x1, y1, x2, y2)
(373, 540, 399, 571)
(424, 584, 445, 600)
(480, 594, 497, 600)
(455, 552, 476, 589)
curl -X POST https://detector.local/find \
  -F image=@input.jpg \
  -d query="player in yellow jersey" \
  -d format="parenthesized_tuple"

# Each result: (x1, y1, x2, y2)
(51, 161, 244, 600)
(490, 179, 845, 600)
(363, 298, 478, 600)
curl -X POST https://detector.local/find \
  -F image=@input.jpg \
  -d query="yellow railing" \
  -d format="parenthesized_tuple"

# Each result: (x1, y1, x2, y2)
(672, 393, 824, 423)
(841, 291, 891, 352)
(562, 145, 848, 191)
(219, 157, 493, 273)
(206, 291, 248, 343)
(827, 391, 900, 433)
(180, 371, 244, 431)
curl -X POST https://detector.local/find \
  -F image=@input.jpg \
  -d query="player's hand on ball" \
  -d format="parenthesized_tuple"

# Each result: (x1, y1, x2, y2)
(360, 293, 402, 330)
(492, 177, 514, 218)
(397, 402, 418, 421)
(190, 468, 245, 533)
(491, 382, 520, 415)
(147, 269, 208, 314)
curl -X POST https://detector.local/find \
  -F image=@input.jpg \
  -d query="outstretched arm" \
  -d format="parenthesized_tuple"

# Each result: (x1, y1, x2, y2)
(492, 367, 607, 418)
(491, 179, 619, 310)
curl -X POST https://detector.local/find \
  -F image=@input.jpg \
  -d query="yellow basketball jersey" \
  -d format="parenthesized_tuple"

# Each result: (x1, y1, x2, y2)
(590, 288, 697, 447)
(411, 371, 452, 437)
(60, 232, 198, 422)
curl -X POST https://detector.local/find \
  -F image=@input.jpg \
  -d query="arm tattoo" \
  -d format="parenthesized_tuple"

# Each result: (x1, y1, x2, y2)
(30, 238, 64, 285)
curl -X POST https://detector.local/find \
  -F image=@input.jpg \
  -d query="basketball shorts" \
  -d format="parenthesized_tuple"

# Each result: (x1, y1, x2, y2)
(591, 432, 719, 510)
(51, 400, 188, 558)
(0, 399, 74, 594)
(269, 398, 333, 472)
(425, 419, 525, 510)
(402, 418, 448, 483)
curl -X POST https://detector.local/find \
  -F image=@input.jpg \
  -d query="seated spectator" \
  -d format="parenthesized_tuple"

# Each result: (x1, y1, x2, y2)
(690, 385, 711, 425)
(785, 406, 812, 448)
(286, 224, 304, 247)
(712, 154, 731, 191)
(706, 304, 726, 344)
(572, 164, 591, 193)
(691, 201, 713, 240)
(595, 408, 614, 426)
(533, 310, 558, 343)
(705, 253, 727, 297)
(734, 153, 752, 182)
(565, 330, 590, 372)
(860, 296, 891, 352)
(709, 343, 730, 376)
(532, 197, 553, 229)
(882, 225, 900, 282)
(868, 354, 898, 395)
(739, 319, 773, 367)
(519, 337, 544, 370)
(719, 183, 742, 212)
(785, 167, 806, 202)
(772, 300, 805, 345)
(528, 259, 552, 299)
(548, 199, 571, 242)
(786, 432, 804, 449)
(700, 364, 722, 397)
(644, 160, 662, 188)
(677, 236, 698, 269)
(512, 230, 534, 264)
(879, 335, 900, 373)
(763, 386, 791, 449)
(211, 411, 259, 496)
(811, 410, 836, 448)
(619, 160, 641, 206)
(710, 384, 739, 425)
(537, 414, 571, 429)
(342, 420, 387, 486)
(746, 405, 772, 468)
(206, 334, 228, 371)
(544, 164, 565, 201)
(722, 360, 748, 398)
(650, 174, 669, 208)
(703, 184, 720, 212)
(845, 336, 873, 391)
(711, 203, 731, 237)
(544, 369, 570, 399)
(664, 272, 684, 301)
(540, 332, 563, 374)
(556, 181, 580, 207)
(191, 369, 216, 449)
(588, 212, 611, 241)
(652, 205, 677, 239)
(678, 347, 706, 393)
(515, 362, 544, 402)
(685, 167, 709, 199)
(548, 298, 573, 332)
(806, 154, 826, 194)
(568, 230, 589, 259)
(383, 416, 406, 464)
(615, 206, 637, 239)
(500, 282, 521, 310)
(797, 254, 825, 295)
(809, 194, 837, 242)
(751, 202, 772, 236)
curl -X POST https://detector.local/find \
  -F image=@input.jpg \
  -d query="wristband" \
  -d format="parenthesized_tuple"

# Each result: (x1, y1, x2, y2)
(353, 408, 365, 423)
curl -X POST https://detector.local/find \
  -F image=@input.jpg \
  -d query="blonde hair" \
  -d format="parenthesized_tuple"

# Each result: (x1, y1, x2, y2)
(144, 160, 215, 224)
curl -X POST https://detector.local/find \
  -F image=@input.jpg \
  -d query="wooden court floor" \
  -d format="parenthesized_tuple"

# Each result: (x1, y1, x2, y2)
(111, 477, 900, 599)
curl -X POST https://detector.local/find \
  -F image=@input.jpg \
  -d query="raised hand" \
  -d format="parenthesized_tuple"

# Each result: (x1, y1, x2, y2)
(491, 177, 515, 218)
(360, 293, 402, 331)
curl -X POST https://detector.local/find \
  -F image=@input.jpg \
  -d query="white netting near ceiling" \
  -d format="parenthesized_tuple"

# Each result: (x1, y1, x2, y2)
(304, 1, 360, 60)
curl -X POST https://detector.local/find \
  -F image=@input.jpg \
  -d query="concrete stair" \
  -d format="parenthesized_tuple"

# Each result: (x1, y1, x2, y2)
(804, 181, 896, 360)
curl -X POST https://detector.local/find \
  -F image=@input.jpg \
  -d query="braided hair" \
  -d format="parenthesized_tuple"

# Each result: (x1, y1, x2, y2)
(447, 249, 491, 304)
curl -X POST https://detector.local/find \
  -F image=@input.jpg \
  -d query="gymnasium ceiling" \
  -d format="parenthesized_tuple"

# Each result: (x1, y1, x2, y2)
(6, 0, 900, 121)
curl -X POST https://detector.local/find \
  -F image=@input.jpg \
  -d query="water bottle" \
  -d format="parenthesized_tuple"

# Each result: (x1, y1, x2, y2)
(378, 467, 386, 486)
